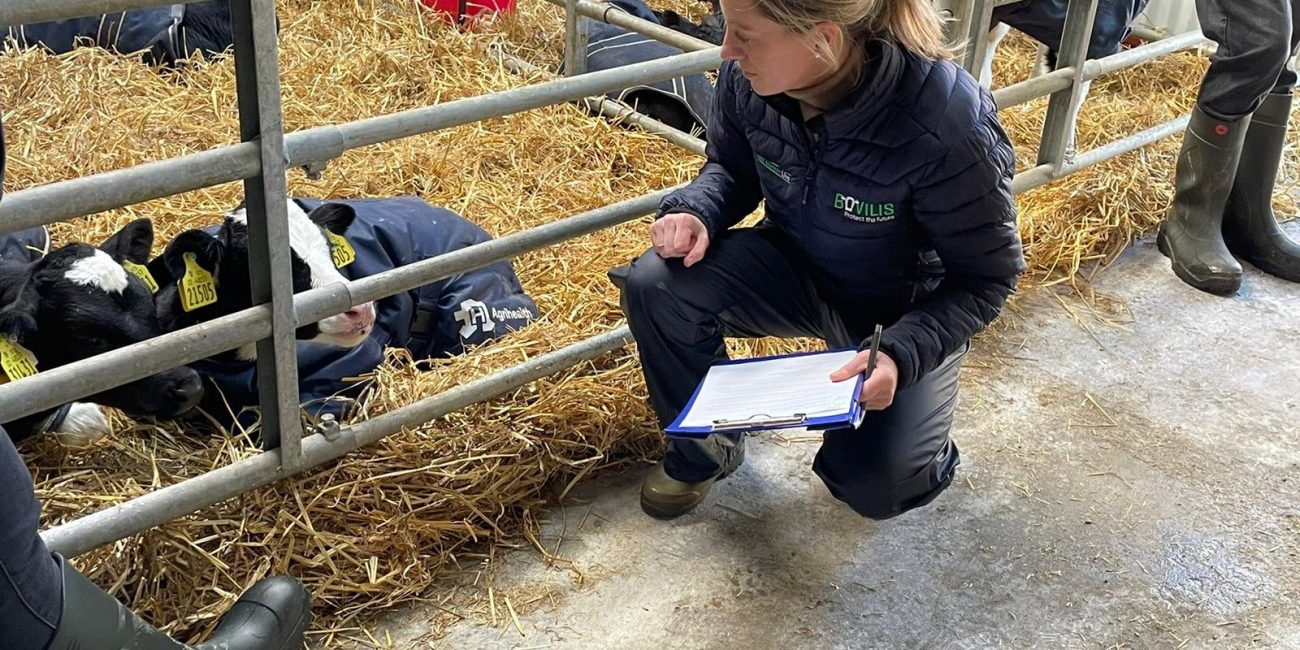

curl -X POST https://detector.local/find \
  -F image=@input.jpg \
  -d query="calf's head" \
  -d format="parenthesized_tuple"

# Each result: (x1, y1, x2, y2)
(154, 200, 377, 360)
(655, 0, 724, 46)
(0, 220, 204, 419)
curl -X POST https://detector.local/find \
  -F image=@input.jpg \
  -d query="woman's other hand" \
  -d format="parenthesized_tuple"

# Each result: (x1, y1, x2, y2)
(651, 213, 710, 267)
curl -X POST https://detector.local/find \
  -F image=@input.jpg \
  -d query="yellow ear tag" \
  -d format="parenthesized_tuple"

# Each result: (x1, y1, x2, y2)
(322, 229, 356, 269)
(0, 338, 39, 382)
(179, 252, 218, 312)
(123, 260, 160, 294)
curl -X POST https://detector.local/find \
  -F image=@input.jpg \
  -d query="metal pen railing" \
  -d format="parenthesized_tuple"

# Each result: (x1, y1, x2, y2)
(0, 0, 1206, 557)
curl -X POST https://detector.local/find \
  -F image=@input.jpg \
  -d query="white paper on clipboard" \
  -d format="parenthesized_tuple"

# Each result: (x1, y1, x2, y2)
(676, 349, 860, 429)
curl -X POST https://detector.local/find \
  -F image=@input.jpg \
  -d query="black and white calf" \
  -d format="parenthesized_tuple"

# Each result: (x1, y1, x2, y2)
(149, 195, 539, 429)
(149, 199, 378, 361)
(0, 220, 204, 445)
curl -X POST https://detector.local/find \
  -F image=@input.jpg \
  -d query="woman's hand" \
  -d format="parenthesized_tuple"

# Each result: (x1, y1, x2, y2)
(651, 213, 710, 267)
(829, 350, 899, 411)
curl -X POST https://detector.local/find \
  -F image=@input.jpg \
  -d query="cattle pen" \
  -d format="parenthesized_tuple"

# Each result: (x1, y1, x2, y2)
(0, 0, 1268, 643)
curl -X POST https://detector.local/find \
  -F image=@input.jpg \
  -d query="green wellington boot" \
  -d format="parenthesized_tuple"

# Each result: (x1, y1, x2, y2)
(48, 556, 312, 650)
(1222, 92, 1300, 283)
(1157, 107, 1251, 294)
(640, 436, 746, 520)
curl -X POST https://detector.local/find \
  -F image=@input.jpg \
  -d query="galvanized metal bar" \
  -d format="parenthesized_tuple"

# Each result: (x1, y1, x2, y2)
(0, 303, 280, 423)
(496, 49, 706, 156)
(0, 0, 205, 26)
(0, 47, 718, 235)
(230, 0, 302, 462)
(294, 188, 678, 325)
(959, 0, 996, 77)
(1010, 163, 1057, 194)
(563, 0, 576, 74)
(0, 189, 673, 422)
(562, 0, 589, 76)
(1081, 29, 1208, 81)
(544, 0, 713, 52)
(992, 67, 1075, 109)
(1035, 0, 1100, 169)
(578, 96, 705, 155)
(42, 326, 635, 557)
(0, 143, 260, 236)
(991, 30, 1206, 111)
(936, 0, 971, 47)
(1009, 115, 1189, 195)
(268, 48, 720, 170)
(1063, 114, 1189, 172)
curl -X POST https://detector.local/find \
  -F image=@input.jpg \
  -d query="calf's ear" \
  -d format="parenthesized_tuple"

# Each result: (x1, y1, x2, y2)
(0, 278, 40, 342)
(161, 229, 224, 283)
(308, 202, 357, 236)
(99, 218, 155, 264)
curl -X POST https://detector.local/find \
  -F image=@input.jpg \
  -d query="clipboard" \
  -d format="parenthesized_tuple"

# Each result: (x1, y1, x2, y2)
(664, 348, 868, 439)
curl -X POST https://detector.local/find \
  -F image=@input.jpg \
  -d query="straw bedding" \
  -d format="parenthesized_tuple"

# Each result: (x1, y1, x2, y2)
(0, 1, 1292, 643)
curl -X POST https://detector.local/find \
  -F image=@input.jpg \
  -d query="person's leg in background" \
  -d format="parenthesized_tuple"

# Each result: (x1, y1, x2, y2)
(0, 424, 313, 649)
(811, 344, 966, 520)
(1220, 0, 1300, 283)
(1159, 0, 1294, 294)
(614, 226, 853, 518)
(0, 429, 63, 650)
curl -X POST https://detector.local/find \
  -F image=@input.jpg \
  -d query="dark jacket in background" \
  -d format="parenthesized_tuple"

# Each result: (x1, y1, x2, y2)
(992, 0, 1150, 58)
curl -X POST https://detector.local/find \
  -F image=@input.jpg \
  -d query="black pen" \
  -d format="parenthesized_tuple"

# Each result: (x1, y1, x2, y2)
(864, 324, 883, 380)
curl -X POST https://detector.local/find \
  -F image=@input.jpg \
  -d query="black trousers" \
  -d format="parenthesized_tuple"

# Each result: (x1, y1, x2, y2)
(615, 227, 963, 520)
(0, 429, 62, 650)
(1196, 0, 1300, 120)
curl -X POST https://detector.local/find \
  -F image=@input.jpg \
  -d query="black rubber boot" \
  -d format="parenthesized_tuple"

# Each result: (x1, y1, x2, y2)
(1157, 107, 1251, 295)
(1222, 92, 1300, 283)
(47, 556, 311, 650)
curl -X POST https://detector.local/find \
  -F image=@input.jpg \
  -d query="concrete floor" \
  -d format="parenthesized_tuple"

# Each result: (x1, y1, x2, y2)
(376, 232, 1300, 649)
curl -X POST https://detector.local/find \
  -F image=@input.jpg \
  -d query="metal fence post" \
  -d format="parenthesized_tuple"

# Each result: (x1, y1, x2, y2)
(229, 0, 304, 468)
(1036, 0, 1099, 170)
(563, 0, 589, 75)
(958, 0, 995, 77)
(938, 0, 971, 55)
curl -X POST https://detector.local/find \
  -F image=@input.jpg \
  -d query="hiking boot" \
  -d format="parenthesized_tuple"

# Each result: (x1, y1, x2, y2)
(640, 437, 745, 519)
(1157, 106, 1250, 295)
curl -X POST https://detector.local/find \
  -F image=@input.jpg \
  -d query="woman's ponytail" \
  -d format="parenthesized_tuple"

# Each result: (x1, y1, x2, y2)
(872, 0, 955, 60)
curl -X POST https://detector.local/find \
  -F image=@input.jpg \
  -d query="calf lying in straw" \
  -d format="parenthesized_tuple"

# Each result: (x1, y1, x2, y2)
(5, 1, 236, 67)
(150, 196, 539, 432)
(0, 220, 203, 445)
(567, 0, 716, 137)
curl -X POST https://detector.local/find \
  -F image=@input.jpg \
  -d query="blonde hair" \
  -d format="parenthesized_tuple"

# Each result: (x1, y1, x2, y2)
(752, 0, 955, 61)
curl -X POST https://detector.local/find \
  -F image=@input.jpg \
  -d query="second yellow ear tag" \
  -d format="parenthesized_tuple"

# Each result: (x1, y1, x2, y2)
(123, 261, 160, 294)
(323, 229, 356, 269)
(180, 252, 218, 312)
(0, 338, 39, 382)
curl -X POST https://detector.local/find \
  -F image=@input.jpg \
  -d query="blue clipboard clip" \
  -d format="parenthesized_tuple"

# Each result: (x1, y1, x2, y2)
(710, 413, 808, 432)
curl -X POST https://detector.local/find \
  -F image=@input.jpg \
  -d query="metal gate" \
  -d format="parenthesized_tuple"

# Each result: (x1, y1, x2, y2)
(0, 0, 1204, 559)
